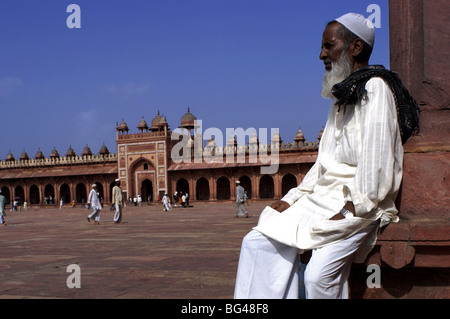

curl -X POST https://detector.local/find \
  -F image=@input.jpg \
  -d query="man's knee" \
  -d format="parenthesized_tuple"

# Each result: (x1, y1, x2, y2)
(241, 230, 265, 249)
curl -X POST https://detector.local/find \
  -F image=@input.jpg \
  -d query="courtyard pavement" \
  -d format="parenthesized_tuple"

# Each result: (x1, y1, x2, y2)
(0, 200, 269, 299)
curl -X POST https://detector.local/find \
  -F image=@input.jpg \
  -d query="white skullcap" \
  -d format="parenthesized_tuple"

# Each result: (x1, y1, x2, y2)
(92, 184, 97, 188)
(335, 13, 375, 47)
(115, 178, 120, 182)
(236, 181, 240, 184)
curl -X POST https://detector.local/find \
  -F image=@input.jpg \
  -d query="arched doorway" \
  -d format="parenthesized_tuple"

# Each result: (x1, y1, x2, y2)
(238, 175, 252, 199)
(29, 184, 40, 204)
(217, 176, 230, 200)
(282, 173, 297, 196)
(45, 184, 55, 204)
(76, 183, 87, 204)
(176, 178, 189, 196)
(196, 177, 210, 200)
(1, 186, 11, 203)
(259, 175, 274, 199)
(141, 179, 153, 202)
(59, 183, 71, 204)
(14, 185, 25, 204)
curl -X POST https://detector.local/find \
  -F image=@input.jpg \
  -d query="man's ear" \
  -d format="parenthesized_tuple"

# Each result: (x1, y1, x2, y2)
(351, 38, 364, 60)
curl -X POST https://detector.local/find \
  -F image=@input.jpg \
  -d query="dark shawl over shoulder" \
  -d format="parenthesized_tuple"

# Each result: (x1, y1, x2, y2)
(332, 65, 420, 144)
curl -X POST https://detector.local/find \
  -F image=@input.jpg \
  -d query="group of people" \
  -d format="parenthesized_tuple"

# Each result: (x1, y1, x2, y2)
(86, 179, 124, 225)
(0, 192, 30, 226)
(173, 191, 189, 208)
(128, 194, 143, 206)
(161, 191, 191, 212)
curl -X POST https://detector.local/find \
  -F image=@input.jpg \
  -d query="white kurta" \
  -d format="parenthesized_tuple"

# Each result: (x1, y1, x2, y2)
(254, 77, 403, 262)
(88, 189, 102, 211)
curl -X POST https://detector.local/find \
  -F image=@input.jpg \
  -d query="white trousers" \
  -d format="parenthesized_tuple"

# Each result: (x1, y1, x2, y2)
(234, 221, 378, 299)
(113, 204, 122, 223)
(234, 230, 300, 299)
(88, 208, 100, 222)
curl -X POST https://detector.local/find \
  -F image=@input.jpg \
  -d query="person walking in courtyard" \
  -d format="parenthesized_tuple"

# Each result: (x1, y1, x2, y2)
(162, 193, 170, 212)
(235, 181, 248, 218)
(112, 179, 124, 223)
(0, 190, 7, 226)
(87, 184, 102, 225)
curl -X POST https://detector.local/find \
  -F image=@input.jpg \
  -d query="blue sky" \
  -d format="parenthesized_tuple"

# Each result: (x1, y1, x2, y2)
(0, 0, 389, 160)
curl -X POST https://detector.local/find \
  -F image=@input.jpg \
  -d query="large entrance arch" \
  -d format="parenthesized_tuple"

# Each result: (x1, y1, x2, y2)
(129, 157, 156, 199)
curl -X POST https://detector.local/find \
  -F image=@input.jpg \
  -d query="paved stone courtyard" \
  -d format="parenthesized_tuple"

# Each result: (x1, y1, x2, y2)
(0, 201, 269, 299)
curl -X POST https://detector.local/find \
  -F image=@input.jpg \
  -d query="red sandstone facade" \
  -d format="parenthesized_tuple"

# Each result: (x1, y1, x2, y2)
(0, 108, 320, 207)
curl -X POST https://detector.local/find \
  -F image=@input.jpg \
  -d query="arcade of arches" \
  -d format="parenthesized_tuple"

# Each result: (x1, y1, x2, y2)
(0, 110, 319, 206)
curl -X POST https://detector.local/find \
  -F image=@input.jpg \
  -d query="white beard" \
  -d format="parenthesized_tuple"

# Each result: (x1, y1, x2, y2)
(321, 51, 353, 99)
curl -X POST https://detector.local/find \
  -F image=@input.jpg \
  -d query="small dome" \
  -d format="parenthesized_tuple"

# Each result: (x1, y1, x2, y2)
(99, 143, 110, 155)
(249, 131, 259, 144)
(159, 116, 168, 127)
(179, 107, 197, 130)
(5, 151, 15, 162)
(151, 111, 162, 130)
(137, 116, 149, 130)
(66, 146, 76, 157)
(82, 144, 92, 156)
(271, 130, 282, 142)
(35, 148, 45, 160)
(117, 119, 129, 132)
(20, 150, 29, 160)
(294, 128, 305, 141)
(50, 147, 60, 158)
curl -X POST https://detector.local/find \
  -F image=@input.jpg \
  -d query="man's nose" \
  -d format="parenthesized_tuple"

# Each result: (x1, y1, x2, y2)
(319, 48, 327, 60)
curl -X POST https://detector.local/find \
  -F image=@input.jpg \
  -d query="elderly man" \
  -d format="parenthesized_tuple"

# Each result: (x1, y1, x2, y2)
(235, 181, 248, 218)
(234, 13, 419, 299)
(87, 184, 102, 225)
(112, 179, 124, 224)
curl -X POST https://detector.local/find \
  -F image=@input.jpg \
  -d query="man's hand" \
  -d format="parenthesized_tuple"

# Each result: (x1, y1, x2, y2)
(270, 200, 290, 213)
(330, 201, 356, 220)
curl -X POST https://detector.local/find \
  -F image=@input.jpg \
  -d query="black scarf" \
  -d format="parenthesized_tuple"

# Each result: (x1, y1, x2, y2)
(332, 65, 420, 144)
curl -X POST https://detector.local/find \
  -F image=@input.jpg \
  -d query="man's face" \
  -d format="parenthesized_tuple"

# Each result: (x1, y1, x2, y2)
(320, 22, 354, 99)
(320, 23, 351, 70)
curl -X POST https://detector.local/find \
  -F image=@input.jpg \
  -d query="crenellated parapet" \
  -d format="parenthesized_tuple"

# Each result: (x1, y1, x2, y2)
(0, 153, 117, 170)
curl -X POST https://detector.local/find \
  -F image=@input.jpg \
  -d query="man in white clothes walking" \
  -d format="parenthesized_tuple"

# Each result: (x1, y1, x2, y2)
(87, 184, 102, 225)
(112, 179, 124, 223)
